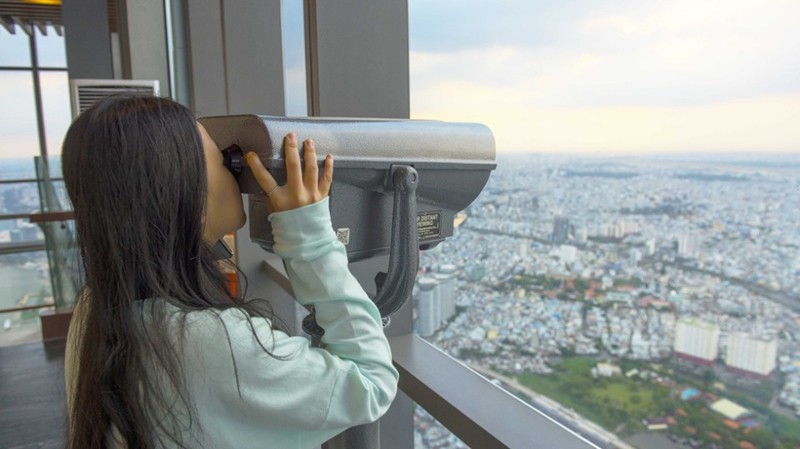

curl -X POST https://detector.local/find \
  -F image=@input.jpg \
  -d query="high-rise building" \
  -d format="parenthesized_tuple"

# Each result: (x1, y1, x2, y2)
(415, 277, 441, 337)
(645, 239, 657, 256)
(575, 227, 588, 244)
(605, 222, 624, 240)
(673, 317, 720, 365)
(725, 333, 777, 378)
(677, 233, 701, 259)
(605, 220, 638, 240)
(558, 245, 577, 264)
(435, 264, 458, 323)
(552, 216, 571, 243)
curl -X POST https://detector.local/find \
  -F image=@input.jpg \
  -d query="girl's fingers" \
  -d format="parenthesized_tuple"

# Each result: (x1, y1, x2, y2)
(303, 139, 319, 190)
(283, 133, 303, 192)
(318, 154, 334, 197)
(245, 152, 279, 197)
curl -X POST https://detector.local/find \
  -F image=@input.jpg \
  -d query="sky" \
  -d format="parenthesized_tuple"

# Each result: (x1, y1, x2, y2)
(1, 0, 798, 160)
(408, 0, 800, 154)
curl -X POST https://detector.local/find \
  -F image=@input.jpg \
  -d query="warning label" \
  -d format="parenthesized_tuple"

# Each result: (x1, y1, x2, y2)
(417, 211, 442, 242)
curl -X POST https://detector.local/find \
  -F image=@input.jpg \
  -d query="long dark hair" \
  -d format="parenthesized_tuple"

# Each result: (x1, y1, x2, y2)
(63, 95, 283, 449)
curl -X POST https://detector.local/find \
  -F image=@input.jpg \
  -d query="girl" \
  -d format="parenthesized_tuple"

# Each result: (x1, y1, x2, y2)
(63, 95, 398, 449)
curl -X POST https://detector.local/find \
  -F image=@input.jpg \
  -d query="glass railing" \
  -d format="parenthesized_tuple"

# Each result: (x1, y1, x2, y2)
(34, 156, 80, 311)
(0, 250, 52, 347)
(0, 157, 78, 346)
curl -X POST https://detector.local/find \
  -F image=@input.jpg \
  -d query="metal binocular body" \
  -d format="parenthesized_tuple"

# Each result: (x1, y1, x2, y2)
(199, 115, 496, 327)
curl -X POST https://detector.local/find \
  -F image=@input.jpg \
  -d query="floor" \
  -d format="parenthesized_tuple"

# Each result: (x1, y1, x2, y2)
(0, 339, 67, 449)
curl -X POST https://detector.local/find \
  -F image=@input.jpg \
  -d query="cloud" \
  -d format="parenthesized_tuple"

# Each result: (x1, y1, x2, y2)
(411, 0, 800, 107)
(409, 0, 800, 152)
(409, 0, 604, 53)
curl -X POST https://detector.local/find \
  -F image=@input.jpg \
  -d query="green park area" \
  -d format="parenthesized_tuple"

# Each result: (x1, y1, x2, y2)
(515, 357, 800, 449)
(517, 357, 667, 433)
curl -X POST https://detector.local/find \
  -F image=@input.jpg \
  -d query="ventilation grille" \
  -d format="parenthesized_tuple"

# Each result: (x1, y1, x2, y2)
(69, 79, 160, 118)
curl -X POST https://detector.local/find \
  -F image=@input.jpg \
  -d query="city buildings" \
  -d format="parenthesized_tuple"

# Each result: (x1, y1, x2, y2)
(551, 216, 571, 243)
(415, 277, 440, 337)
(414, 266, 458, 337)
(673, 317, 720, 365)
(726, 333, 778, 378)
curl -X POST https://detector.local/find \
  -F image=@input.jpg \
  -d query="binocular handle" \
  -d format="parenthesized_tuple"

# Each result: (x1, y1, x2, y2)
(303, 165, 420, 339)
(374, 165, 420, 317)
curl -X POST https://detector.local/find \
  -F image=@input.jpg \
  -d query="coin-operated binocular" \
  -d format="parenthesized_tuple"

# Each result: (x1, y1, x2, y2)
(198, 115, 496, 333)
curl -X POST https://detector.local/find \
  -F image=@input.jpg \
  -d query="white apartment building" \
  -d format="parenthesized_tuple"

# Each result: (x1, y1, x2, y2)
(435, 264, 458, 324)
(726, 333, 777, 377)
(416, 277, 441, 337)
(674, 317, 720, 364)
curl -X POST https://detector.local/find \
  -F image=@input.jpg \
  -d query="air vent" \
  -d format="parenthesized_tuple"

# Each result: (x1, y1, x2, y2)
(69, 79, 160, 118)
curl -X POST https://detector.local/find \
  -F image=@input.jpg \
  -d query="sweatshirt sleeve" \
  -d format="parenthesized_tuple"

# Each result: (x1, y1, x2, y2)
(177, 198, 398, 449)
(270, 197, 400, 432)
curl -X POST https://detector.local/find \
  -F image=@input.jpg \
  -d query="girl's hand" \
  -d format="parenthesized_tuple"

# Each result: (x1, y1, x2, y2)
(245, 132, 333, 213)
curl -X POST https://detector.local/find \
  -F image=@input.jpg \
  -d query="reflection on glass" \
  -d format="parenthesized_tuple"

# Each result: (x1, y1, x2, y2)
(34, 26, 67, 68)
(39, 71, 71, 160)
(0, 70, 39, 175)
(0, 29, 31, 67)
(0, 251, 52, 346)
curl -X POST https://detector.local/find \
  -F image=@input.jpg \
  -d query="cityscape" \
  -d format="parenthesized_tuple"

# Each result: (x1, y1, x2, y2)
(412, 153, 800, 449)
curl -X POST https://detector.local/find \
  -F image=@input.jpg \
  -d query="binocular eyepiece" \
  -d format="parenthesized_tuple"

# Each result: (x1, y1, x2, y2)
(222, 144, 245, 178)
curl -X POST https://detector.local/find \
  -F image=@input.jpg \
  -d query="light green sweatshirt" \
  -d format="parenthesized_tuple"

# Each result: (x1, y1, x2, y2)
(65, 198, 399, 448)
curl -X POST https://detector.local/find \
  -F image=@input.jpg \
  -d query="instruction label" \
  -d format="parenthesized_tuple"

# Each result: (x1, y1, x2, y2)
(417, 211, 442, 242)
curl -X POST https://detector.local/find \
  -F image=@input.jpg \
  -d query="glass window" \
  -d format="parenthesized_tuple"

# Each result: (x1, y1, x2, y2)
(0, 71, 39, 178)
(0, 181, 45, 217)
(0, 251, 52, 346)
(0, 28, 31, 67)
(39, 71, 71, 163)
(410, 1, 800, 448)
(281, 0, 308, 117)
(0, 159, 36, 182)
(34, 26, 67, 68)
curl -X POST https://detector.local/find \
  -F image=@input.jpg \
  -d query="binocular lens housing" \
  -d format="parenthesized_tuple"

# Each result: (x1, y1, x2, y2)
(222, 144, 245, 178)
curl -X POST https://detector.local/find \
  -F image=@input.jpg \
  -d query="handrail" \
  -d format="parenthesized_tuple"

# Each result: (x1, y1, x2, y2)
(0, 177, 64, 184)
(1, 213, 40, 220)
(28, 211, 75, 223)
(389, 334, 602, 449)
(0, 303, 54, 314)
(0, 240, 46, 255)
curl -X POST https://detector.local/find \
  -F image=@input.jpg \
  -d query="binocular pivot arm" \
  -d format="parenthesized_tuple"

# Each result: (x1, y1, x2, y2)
(303, 165, 420, 338)
(374, 165, 420, 317)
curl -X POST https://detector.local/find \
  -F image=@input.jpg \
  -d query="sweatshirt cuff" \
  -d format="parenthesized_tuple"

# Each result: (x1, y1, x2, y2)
(268, 197, 338, 258)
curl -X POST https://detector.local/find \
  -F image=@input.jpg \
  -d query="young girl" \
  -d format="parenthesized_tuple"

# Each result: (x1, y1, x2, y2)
(63, 95, 398, 449)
